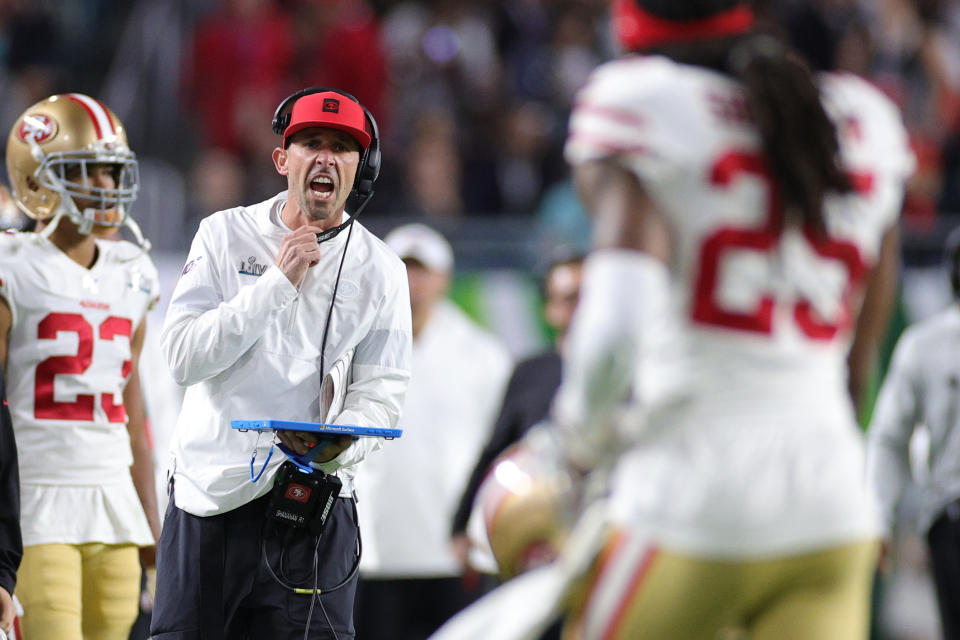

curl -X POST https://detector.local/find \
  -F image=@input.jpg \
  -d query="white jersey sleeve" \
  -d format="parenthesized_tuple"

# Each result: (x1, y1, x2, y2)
(0, 232, 25, 327)
(108, 237, 162, 323)
(566, 56, 692, 186)
(818, 72, 916, 232)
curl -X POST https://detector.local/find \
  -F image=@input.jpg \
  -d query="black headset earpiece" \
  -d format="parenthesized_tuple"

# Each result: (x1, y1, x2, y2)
(271, 86, 381, 202)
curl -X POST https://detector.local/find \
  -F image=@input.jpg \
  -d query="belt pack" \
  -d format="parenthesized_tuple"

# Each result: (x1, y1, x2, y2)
(267, 460, 342, 536)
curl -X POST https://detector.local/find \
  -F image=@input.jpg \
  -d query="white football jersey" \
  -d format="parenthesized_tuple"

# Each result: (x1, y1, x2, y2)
(565, 56, 914, 555)
(0, 232, 159, 485)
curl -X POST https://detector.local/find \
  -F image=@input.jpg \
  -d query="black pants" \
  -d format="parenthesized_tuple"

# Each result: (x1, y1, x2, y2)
(150, 490, 359, 640)
(928, 501, 960, 640)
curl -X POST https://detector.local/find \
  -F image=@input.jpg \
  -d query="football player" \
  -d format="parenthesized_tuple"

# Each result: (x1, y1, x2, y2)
(0, 94, 160, 639)
(433, 1, 914, 639)
(555, 1, 913, 638)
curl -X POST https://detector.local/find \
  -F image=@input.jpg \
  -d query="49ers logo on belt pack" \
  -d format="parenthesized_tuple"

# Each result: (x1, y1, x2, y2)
(284, 483, 312, 503)
(17, 113, 58, 144)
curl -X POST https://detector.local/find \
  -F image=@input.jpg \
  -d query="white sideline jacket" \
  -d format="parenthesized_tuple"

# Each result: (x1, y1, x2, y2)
(867, 305, 960, 536)
(161, 192, 412, 516)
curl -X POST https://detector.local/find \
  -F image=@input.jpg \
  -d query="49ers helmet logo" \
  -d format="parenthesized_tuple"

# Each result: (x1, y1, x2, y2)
(17, 113, 58, 144)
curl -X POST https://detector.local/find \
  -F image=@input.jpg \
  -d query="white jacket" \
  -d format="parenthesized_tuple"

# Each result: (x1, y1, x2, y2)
(867, 304, 960, 535)
(161, 192, 412, 516)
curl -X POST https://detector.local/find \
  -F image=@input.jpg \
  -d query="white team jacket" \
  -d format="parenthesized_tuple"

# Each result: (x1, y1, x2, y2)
(161, 192, 412, 516)
(867, 304, 960, 536)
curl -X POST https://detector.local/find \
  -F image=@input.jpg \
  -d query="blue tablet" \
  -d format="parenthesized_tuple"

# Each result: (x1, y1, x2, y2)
(231, 419, 402, 439)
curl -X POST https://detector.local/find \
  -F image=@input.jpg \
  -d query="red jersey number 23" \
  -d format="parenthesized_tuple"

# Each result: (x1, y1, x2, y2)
(35, 312, 133, 422)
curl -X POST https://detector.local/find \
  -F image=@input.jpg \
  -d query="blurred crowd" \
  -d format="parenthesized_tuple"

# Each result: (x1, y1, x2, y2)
(1, 0, 958, 254)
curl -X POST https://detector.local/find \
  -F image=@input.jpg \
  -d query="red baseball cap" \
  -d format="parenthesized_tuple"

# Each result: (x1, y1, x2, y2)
(282, 91, 372, 149)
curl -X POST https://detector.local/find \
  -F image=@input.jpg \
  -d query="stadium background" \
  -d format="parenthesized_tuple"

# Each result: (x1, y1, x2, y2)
(2, 0, 959, 638)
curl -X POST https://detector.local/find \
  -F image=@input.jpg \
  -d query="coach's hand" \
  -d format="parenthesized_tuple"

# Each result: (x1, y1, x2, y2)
(276, 226, 322, 287)
(277, 431, 354, 463)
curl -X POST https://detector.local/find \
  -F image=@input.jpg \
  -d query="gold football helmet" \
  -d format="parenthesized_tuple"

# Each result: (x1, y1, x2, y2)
(6, 93, 139, 236)
(477, 426, 579, 579)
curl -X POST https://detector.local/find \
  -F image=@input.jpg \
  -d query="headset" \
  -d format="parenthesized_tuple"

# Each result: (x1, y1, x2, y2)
(271, 86, 381, 207)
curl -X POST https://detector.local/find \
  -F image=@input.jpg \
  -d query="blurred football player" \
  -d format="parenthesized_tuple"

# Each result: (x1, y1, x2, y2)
(0, 94, 160, 639)
(433, 1, 915, 639)
(553, 1, 914, 637)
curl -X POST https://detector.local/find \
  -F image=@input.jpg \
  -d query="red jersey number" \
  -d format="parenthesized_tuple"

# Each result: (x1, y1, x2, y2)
(692, 151, 868, 340)
(34, 312, 133, 422)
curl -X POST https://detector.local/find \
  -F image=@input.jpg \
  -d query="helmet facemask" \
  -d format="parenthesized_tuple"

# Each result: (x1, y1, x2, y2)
(32, 144, 139, 234)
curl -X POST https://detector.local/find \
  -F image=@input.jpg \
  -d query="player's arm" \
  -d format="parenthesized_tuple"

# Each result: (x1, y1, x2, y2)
(552, 159, 672, 469)
(847, 224, 900, 416)
(125, 316, 160, 565)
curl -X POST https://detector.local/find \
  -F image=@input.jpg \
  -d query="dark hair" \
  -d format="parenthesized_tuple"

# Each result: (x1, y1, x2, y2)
(650, 33, 852, 235)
